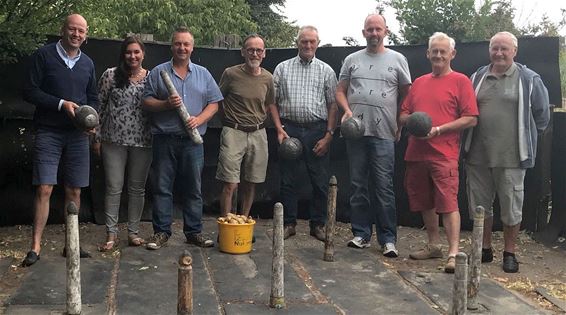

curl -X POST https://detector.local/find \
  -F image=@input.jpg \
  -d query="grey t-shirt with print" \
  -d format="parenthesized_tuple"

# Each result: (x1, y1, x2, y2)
(339, 48, 411, 140)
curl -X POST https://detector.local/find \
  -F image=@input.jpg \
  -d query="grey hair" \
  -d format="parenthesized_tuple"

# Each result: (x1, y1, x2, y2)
(296, 25, 320, 43)
(490, 31, 518, 48)
(428, 32, 455, 50)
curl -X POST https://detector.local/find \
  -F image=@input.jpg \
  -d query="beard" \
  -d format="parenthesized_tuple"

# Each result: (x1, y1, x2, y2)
(247, 59, 261, 69)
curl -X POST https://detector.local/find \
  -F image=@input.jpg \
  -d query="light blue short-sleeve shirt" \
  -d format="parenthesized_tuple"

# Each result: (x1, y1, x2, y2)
(144, 60, 223, 135)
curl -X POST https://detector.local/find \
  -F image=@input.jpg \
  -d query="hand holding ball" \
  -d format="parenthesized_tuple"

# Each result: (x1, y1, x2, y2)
(341, 117, 365, 139)
(278, 137, 303, 160)
(73, 105, 99, 130)
(406, 112, 432, 137)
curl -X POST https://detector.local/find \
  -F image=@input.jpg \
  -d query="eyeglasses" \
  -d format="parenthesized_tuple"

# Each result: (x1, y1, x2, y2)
(245, 48, 264, 55)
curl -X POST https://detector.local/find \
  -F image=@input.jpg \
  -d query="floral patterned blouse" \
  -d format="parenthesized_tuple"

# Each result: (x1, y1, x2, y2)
(96, 67, 152, 147)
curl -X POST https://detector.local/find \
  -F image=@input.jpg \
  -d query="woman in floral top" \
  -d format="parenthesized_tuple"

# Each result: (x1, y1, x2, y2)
(94, 36, 152, 251)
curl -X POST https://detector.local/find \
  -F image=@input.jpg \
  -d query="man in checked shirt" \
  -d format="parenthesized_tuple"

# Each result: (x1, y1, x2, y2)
(272, 25, 338, 241)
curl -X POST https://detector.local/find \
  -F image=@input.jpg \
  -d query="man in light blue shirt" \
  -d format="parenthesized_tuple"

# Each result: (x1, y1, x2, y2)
(143, 26, 223, 250)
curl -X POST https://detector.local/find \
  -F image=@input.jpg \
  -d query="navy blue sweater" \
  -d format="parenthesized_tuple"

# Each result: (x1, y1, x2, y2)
(23, 42, 98, 130)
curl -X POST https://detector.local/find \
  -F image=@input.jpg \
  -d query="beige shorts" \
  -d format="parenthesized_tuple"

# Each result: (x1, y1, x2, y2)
(215, 126, 268, 184)
(465, 164, 526, 226)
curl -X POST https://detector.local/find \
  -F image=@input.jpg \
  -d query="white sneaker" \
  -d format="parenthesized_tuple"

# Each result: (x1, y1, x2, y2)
(347, 236, 370, 248)
(383, 242, 398, 258)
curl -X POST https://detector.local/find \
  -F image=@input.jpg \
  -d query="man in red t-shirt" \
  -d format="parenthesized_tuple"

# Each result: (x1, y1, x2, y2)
(399, 32, 478, 273)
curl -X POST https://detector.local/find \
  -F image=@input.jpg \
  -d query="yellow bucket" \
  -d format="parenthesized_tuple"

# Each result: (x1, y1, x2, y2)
(218, 221, 255, 254)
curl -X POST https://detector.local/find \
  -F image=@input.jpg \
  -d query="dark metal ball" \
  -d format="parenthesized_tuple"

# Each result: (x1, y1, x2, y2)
(74, 105, 99, 130)
(341, 117, 365, 139)
(278, 137, 303, 160)
(406, 111, 432, 137)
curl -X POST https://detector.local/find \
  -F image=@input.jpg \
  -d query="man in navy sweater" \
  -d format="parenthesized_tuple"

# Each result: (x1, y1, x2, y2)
(21, 14, 98, 266)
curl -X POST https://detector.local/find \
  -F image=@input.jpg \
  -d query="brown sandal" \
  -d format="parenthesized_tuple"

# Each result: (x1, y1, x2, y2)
(128, 234, 145, 247)
(98, 234, 118, 252)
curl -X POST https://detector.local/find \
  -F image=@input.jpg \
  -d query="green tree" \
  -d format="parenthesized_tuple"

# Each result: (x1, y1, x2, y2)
(0, 0, 75, 63)
(79, 0, 257, 45)
(247, 0, 298, 47)
(382, 0, 519, 44)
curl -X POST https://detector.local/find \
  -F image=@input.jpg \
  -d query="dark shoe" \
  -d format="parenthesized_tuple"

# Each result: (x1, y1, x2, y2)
(62, 247, 92, 258)
(310, 225, 326, 242)
(187, 233, 214, 248)
(502, 252, 519, 273)
(283, 225, 296, 240)
(146, 232, 169, 250)
(22, 251, 40, 267)
(481, 247, 494, 263)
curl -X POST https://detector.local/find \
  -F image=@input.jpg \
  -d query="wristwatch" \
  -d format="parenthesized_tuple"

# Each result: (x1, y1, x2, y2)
(326, 129, 335, 136)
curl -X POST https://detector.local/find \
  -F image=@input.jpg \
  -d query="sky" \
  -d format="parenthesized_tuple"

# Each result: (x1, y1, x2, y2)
(277, 0, 566, 46)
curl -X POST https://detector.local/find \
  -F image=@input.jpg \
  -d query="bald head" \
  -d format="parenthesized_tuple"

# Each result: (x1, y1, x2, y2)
(362, 14, 388, 52)
(63, 14, 88, 30)
(60, 14, 88, 55)
(364, 14, 386, 28)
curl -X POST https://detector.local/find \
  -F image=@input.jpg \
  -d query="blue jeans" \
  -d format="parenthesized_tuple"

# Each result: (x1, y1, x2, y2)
(151, 134, 204, 238)
(346, 137, 397, 245)
(280, 122, 329, 228)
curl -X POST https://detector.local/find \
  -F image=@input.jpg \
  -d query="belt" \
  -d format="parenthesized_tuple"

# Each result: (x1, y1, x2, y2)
(281, 119, 326, 129)
(223, 121, 265, 132)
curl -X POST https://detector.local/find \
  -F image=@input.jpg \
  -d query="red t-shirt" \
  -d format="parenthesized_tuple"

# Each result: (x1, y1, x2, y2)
(401, 71, 478, 161)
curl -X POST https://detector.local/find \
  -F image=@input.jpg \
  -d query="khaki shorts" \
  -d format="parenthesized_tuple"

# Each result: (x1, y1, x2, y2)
(466, 164, 526, 226)
(215, 127, 268, 183)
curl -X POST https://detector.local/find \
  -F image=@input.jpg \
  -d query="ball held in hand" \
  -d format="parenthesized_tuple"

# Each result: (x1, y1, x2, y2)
(74, 105, 99, 130)
(406, 112, 432, 137)
(341, 117, 365, 139)
(278, 137, 303, 160)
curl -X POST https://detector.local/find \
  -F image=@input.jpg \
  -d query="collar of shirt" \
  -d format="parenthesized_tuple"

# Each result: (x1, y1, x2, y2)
(297, 55, 316, 65)
(167, 59, 193, 77)
(56, 40, 81, 69)
(488, 62, 517, 78)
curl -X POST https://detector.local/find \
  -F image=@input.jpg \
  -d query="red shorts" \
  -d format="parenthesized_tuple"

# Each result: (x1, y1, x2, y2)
(404, 160, 459, 214)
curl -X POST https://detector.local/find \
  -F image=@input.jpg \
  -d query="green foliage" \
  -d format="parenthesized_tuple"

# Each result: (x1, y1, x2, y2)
(247, 0, 298, 48)
(384, 0, 520, 44)
(79, 0, 257, 44)
(0, 0, 75, 63)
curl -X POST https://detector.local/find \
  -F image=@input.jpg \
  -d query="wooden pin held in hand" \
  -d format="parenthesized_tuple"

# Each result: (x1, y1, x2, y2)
(160, 70, 203, 144)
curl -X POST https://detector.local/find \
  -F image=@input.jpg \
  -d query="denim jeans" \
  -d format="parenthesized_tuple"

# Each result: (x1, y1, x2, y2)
(280, 122, 329, 228)
(101, 142, 152, 235)
(346, 137, 397, 245)
(151, 134, 204, 238)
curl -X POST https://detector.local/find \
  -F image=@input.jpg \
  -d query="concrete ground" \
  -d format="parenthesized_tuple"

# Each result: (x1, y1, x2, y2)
(0, 217, 553, 314)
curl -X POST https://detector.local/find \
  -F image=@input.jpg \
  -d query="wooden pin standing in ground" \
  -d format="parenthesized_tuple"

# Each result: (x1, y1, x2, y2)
(177, 250, 193, 315)
(450, 252, 468, 315)
(66, 201, 81, 315)
(270, 202, 285, 309)
(324, 176, 337, 262)
(468, 206, 485, 310)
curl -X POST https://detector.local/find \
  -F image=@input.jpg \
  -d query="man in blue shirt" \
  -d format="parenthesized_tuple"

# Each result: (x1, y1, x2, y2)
(143, 27, 223, 249)
(21, 14, 98, 267)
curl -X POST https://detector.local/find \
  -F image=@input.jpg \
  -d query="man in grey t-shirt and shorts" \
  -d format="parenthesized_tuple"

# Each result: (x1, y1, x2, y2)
(464, 31, 550, 273)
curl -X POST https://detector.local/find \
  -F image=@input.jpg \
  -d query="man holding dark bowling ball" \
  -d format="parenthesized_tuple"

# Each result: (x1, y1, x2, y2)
(399, 32, 478, 273)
